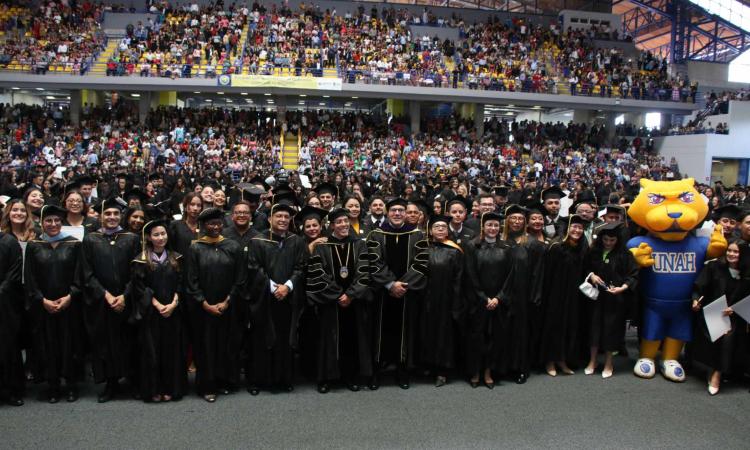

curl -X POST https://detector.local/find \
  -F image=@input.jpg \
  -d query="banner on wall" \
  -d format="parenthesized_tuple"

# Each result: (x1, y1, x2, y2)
(217, 74, 342, 91)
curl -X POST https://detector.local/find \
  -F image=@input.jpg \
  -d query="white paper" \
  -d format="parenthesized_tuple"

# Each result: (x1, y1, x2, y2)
(61, 225, 85, 241)
(730, 294, 750, 324)
(703, 295, 732, 342)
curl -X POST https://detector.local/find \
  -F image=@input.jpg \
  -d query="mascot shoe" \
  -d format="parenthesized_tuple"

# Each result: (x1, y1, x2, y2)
(634, 358, 656, 379)
(660, 360, 686, 382)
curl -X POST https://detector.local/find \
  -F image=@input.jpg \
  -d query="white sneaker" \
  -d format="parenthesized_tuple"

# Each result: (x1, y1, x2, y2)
(660, 359, 686, 382)
(634, 358, 656, 379)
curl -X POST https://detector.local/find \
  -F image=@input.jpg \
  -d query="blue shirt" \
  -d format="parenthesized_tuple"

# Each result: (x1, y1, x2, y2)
(627, 234, 708, 302)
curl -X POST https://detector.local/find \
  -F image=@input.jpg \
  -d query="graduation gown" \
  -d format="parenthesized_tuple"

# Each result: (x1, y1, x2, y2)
(80, 230, 140, 382)
(539, 240, 588, 365)
(366, 226, 427, 367)
(0, 232, 23, 394)
(246, 232, 306, 386)
(692, 260, 748, 374)
(306, 237, 374, 382)
(132, 251, 187, 399)
(506, 237, 546, 374)
(463, 238, 515, 374)
(449, 225, 476, 247)
(583, 247, 639, 351)
(407, 241, 463, 370)
(24, 236, 83, 385)
(186, 237, 245, 393)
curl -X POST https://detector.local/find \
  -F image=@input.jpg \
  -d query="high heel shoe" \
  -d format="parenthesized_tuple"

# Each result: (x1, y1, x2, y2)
(484, 379, 495, 390)
(469, 379, 480, 388)
(602, 368, 613, 379)
(546, 367, 557, 377)
(584, 365, 596, 375)
(708, 383, 719, 396)
(435, 376, 447, 387)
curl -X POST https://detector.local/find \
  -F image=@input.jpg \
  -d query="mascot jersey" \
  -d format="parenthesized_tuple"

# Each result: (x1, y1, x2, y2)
(627, 234, 708, 302)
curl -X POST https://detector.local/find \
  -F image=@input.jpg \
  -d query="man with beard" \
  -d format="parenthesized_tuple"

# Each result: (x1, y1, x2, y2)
(366, 198, 427, 389)
(540, 186, 567, 239)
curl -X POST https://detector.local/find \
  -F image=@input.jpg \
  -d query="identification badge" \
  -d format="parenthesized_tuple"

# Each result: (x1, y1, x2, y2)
(339, 266, 349, 279)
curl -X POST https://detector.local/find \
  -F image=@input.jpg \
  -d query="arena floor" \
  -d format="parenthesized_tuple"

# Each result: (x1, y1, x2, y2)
(3, 346, 748, 449)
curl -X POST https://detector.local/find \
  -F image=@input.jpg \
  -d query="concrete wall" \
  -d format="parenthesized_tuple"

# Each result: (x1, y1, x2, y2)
(409, 25, 461, 42)
(102, 12, 158, 31)
(0, 92, 44, 106)
(656, 100, 750, 183)
(687, 61, 750, 90)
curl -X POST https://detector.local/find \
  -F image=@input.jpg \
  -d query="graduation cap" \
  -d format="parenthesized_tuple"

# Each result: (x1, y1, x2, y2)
(144, 200, 171, 221)
(408, 199, 430, 215)
(569, 190, 597, 215)
(197, 207, 225, 223)
(600, 204, 626, 217)
(100, 197, 125, 215)
(540, 186, 565, 202)
(142, 219, 167, 236)
(481, 211, 503, 225)
(713, 204, 741, 221)
(504, 204, 527, 217)
(249, 175, 271, 191)
(270, 191, 299, 216)
(386, 197, 408, 210)
(39, 204, 67, 222)
(524, 202, 546, 217)
(313, 182, 338, 197)
(327, 207, 350, 223)
(126, 187, 148, 205)
(77, 175, 96, 186)
(235, 183, 266, 203)
(294, 205, 329, 229)
(445, 196, 472, 214)
(567, 214, 588, 228)
(428, 215, 452, 229)
(596, 221, 623, 237)
(147, 172, 161, 182)
(492, 185, 509, 197)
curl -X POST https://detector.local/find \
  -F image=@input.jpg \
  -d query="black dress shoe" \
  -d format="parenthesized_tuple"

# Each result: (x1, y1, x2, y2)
(399, 381, 410, 390)
(218, 388, 230, 395)
(48, 392, 60, 404)
(368, 376, 379, 391)
(470, 380, 479, 388)
(317, 383, 330, 394)
(484, 380, 494, 390)
(347, 383, 360, 392)
(98, 386, 116, 403)
(246, 385, 260, 396)
(66, 389, 78, 403)
(7, 396, 24, 406)
(515, 373, 528, 385)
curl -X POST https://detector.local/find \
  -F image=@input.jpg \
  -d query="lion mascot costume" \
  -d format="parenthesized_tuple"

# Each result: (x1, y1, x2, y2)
(627, 178, 727, 381)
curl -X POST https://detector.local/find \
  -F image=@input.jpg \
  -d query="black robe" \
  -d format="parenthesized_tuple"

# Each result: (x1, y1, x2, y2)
(449, 225, 476, 247)
(80, 230, 140, 382)
(692, 260, 748, 374)
(366, 226, 427, 368)
(464, 238, 515, 374)
(24, 236, 83, 386)
(186, 238, 245, 394)
(132, 251, 187, 399)
(583, 246, 639, 351)
(539, 240, 588, 365)
(306, 237, 374, 382)
(0, 232, 23, 394)
(408, 241, 463, 371)
(246, 232, 306, 386)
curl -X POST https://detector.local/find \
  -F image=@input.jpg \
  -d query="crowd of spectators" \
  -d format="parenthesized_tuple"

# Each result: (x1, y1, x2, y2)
(0, 1, 105, 75)
(106, 2, 247, 78)
(0, 1, 692, 104)
(0, 102, 686, 204)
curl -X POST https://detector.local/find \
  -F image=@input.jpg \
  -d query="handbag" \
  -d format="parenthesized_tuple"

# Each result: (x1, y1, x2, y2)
(579, 272, 599, 300)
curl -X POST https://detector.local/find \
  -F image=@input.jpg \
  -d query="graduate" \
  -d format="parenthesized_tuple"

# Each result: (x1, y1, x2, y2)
(540, 186, 567, 239)
(691, 238, 748, 395)
(540, 215, 590, 377)
(407, 215, 464, 387)
(445, 196, 476, 245)
(80, 198, 141, 402)
(186, 207, 246, 402)
(0, 219, 23, 406)
(246, 193, 307, 394)
(464, 212, 514, 388)
(131, 220, 186, 403)
(168, 192, 202, 258)
(367, 198, 427, 389)
(583, 222, 639, 379)
(24, 205, 83, 403)
(306, 208, 374, 393)
(503, 205, 546, 383)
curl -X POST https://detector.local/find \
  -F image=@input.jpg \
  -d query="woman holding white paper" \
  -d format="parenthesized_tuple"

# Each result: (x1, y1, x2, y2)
(691, 239, 748, 395)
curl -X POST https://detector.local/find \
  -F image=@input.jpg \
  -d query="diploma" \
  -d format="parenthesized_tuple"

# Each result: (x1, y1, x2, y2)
(703, 295, 731, 342)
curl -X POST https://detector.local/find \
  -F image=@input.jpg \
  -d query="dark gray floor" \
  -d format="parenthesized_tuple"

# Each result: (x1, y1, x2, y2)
(3, 353, 749, 449)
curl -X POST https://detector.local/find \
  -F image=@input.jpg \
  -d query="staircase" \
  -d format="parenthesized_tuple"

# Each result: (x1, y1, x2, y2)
(88, 38, 119, 76)
(281, 132, 300, 170)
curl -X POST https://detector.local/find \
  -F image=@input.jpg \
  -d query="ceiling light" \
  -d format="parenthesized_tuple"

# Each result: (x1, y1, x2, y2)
(240, 92, 248, 96)
(507, 104, 514, 107)
(131, 93, 141, 98)
(11, 87, 20, 90)
(36, 88, 44, 91)
(351, 96, 358, 99)
(246, 99, 253, 103)
(193, 91, 201, 94)
(264, 93, 272, 96)
(205, 99, 213, 102)
(323, 95, 330, 98)
(226, 99, 233, 103)
(299, 94, 307, 97)
(46, 96, 55, 100)
(217, 92, 224, 95)
(319, 102, 325, 106)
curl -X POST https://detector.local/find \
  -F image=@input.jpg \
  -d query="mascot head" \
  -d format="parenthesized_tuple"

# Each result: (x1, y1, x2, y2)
(628, 178, 708, 242)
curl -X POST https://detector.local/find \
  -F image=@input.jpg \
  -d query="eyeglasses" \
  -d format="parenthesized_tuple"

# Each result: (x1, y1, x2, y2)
(233, 211, 251, 216)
